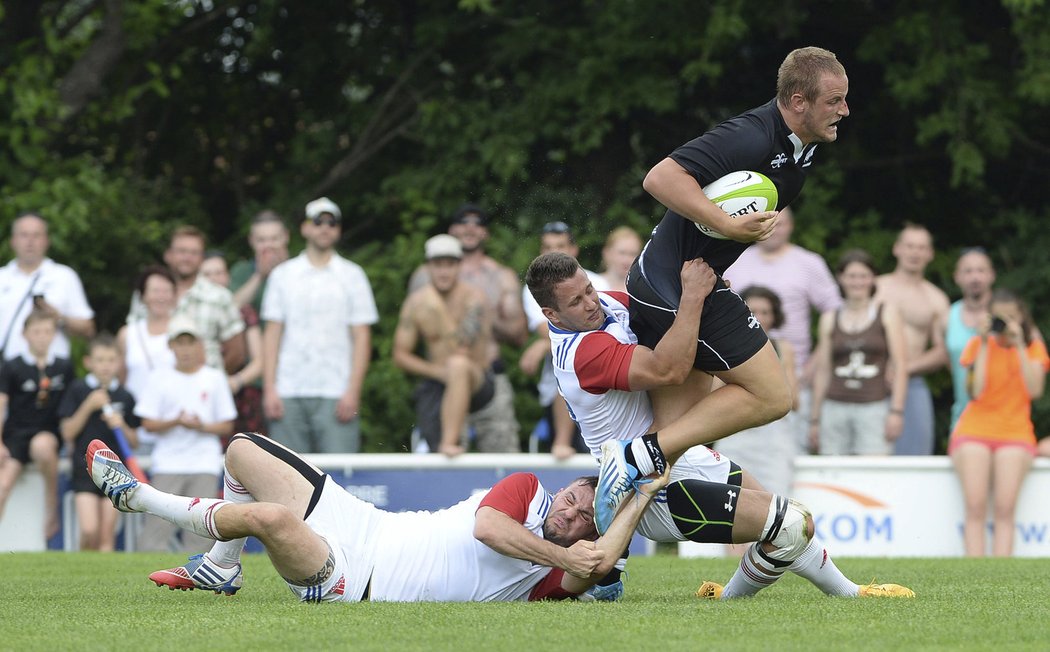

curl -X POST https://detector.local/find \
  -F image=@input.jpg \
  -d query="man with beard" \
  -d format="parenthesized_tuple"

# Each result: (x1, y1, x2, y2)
(89, 430, 667, 602)
(128, 225, 245, 374)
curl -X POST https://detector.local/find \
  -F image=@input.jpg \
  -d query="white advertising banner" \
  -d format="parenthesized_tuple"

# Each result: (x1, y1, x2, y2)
(681, 457, 1050, 558)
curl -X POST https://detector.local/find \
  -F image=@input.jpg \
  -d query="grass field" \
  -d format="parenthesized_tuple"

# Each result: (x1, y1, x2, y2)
(3, 552, 1049, 651)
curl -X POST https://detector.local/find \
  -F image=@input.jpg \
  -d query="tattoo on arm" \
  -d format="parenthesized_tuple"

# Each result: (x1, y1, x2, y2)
(284, 547, 336, 587)
(459, 303, 483, 345)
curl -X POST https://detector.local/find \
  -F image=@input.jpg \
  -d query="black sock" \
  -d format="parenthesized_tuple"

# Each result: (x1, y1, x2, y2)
(641, 432, 667, 474)
(596, 568, 622, 586)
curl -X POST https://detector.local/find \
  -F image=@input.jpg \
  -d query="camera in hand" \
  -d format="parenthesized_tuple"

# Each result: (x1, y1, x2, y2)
(990, 317, 1007, 334)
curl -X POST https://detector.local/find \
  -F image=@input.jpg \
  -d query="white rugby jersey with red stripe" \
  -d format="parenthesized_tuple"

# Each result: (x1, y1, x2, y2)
(370, 472, 577, 602)
(547, 291, 653, 457)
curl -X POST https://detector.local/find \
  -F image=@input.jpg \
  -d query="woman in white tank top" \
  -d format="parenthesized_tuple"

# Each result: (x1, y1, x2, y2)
(117, 266, 178, 451)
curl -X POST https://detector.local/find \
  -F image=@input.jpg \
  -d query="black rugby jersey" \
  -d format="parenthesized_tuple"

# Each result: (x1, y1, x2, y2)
(0, 355, 73, 432)
(639, 98, 819, 303)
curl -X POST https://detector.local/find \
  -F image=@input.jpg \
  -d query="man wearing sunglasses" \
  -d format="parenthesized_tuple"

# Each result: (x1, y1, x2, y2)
(260, 197, 378, 455)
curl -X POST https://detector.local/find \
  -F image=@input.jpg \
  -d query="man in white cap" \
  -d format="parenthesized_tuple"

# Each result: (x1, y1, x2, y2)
(261, 197, 378, 454)
(408, 204, 527, 455)
(393, 235, 498, 457)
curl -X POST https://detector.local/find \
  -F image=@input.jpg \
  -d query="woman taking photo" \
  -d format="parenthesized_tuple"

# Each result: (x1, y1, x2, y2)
(950, 288, 1048, 556)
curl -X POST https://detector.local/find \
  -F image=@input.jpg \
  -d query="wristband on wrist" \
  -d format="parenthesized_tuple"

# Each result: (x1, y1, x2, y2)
(890, 408, 904, 415)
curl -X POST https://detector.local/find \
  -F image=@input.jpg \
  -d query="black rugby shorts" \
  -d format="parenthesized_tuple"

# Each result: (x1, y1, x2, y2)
(627, 261, 768, 372)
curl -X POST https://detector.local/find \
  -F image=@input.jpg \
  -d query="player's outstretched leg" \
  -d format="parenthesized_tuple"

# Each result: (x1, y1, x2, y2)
(87, 439, 231, 539)
(149, 554, 243, 596)
(87, 439, 240, 593)
(690, 496, 915, 600)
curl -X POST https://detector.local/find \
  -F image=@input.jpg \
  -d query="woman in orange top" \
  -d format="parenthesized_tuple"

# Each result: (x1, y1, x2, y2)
(949, 288, 1049, 556)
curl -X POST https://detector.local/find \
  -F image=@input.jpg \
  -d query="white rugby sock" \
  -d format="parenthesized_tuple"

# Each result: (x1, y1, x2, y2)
(787, 536, 860, 597)
(721, 542, 789, 598)
(628, 438, 656, 476)
(207, 466, 253, 566)
(130, 484, 231, 541)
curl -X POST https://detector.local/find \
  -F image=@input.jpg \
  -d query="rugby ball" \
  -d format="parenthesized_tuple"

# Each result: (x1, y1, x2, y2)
(697, 171, 778, 240)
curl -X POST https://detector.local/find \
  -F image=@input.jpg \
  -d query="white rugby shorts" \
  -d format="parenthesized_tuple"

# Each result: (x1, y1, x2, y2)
(637, 445, 733, 542)
(287, 475, 388, 603)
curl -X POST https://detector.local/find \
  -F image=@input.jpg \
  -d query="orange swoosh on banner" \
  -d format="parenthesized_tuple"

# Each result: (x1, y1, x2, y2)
(794, 482, 887, 508)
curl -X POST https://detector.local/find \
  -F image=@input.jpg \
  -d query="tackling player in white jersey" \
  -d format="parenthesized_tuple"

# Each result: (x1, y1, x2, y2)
(85, 430, 666, 602)
(525, 252, 913, 600)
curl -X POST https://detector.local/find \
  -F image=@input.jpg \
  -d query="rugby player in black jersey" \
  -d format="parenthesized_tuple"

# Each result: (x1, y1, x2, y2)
(597, 47, 850, 517)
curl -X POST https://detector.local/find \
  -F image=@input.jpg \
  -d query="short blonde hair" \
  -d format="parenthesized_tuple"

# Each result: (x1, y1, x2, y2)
(776, 47, 846, 105)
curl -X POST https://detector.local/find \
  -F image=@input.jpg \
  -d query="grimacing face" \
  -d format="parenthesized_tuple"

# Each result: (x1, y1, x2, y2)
(542, 480, 597, 546)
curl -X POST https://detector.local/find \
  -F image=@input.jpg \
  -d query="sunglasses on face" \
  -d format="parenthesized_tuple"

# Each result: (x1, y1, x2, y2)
(309, 216, 340, 227)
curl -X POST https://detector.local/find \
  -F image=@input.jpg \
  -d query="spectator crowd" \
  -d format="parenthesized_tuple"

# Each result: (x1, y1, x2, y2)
(0, 204, 1047, 557)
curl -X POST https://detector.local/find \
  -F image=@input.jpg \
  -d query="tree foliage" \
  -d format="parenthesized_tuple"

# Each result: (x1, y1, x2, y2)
(3, 0, 1050, 449)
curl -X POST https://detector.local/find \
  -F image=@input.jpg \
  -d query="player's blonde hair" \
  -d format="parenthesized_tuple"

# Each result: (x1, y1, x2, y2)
(776, 47, 845, 105)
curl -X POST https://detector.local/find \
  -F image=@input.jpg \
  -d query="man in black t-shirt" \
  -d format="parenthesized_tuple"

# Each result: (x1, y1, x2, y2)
(600, 47, 850, 501)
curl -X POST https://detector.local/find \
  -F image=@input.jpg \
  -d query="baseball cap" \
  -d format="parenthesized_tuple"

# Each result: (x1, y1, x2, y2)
(305, 197, 342, 221)
(167, 315, 203, 341)
(450, 203, 488, 226)
(541, 220, 572, 234)
(425, 234, 463, 260)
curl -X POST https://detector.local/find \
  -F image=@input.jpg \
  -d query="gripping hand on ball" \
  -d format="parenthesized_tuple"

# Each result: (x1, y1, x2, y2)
(723, 210, 779, 243)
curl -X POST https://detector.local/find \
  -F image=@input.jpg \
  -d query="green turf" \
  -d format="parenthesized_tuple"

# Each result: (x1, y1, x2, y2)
(2, 553, 1049, 651)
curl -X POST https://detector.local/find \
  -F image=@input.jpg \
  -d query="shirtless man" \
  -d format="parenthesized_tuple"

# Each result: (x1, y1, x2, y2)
(875, 224, 950, 455)
(394, 235, 497, 457)
(409, 204, 527, 453)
